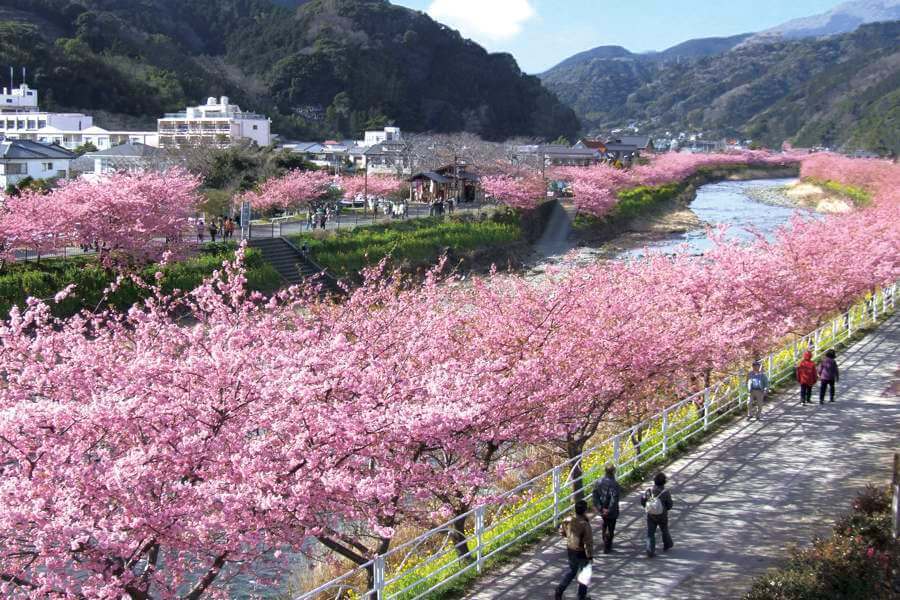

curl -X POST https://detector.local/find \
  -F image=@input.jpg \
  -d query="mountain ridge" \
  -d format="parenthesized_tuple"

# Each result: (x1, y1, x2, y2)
(0, 0, 579, 141)
(540, 20, 900, 154)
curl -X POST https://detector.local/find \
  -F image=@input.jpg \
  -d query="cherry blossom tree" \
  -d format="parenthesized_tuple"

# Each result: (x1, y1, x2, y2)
(337, 174, 404, 203)
(0, 168, 202, 265)
(241, 169, 334, 212)
(0, 152, 897, 598)
(481, 172, 547, 210)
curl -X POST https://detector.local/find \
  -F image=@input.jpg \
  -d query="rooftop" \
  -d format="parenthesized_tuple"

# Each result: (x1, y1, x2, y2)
(0, 139, 75, 160)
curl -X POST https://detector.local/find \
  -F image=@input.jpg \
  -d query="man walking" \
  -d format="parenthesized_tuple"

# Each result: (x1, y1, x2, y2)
(796, 351, 818, 405)
(555, 500, 593, 600)
(591, 465, 621, 554)
(817, 349, 840, 403)
(641, 472, 674, 558)
(747, 360, 769, 420)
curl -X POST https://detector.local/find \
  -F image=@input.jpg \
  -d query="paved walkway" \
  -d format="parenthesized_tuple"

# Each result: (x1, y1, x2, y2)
(466, 315, 900, 600)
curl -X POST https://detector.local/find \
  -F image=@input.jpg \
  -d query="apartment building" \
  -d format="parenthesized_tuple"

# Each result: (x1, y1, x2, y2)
(157, 96, 271, 148)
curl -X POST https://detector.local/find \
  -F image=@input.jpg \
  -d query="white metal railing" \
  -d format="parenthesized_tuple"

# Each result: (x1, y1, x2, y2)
(295, 284, 897, 600)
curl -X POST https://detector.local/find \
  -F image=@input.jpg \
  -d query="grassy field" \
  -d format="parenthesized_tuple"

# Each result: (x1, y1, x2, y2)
(286, 212, 523, 278)
(0, 243, 281, 319)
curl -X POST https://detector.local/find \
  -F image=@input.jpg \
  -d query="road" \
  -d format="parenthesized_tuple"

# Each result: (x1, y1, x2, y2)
(465, 314, 900, 600)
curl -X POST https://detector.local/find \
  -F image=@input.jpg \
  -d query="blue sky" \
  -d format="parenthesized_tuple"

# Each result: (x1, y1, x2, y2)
(392, 0, 843, 73)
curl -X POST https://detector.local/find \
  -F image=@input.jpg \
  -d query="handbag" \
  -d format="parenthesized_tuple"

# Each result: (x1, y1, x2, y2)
(577, 563, 592, 586)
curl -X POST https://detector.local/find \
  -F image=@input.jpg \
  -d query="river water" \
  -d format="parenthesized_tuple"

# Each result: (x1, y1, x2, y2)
(620, 177, 807, 258)
(529, 177, 808, 276)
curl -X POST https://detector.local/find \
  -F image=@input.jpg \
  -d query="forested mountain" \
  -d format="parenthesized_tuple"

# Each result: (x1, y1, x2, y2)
(0, 0, 579, 141)
(541, 21, 900, 154)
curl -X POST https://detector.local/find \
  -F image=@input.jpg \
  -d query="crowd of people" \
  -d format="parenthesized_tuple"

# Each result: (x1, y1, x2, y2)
(555, 348, 845, 598)
(195, 216, 237, 243)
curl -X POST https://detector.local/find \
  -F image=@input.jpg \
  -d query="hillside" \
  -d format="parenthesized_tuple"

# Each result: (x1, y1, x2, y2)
(743, 0, 900, 45)
(540, 21, 900, 153)
(0, 0, 579, 141)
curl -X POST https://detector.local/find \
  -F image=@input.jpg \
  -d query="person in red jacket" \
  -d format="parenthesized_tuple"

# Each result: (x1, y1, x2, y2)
(796, 351, 818, 405)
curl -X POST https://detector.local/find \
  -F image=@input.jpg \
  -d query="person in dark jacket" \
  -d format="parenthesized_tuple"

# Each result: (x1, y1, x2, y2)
(817, 349, 840, 404)
(592, 464, 621, 553)
(796, 351, 818, 405)
(555, 500, 593, 600)
(640, 472, 674, 558)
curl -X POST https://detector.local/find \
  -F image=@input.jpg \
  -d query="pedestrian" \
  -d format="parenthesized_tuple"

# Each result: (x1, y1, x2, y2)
(224, 218, 235, 240)
(746, 360, 769, 420)
(591, 464, 621, 554)
(208, 219, 218, 243)
(306, 209, 314, 231)
(641, 472, 674, 558)
(195, 219, 205, 244)
(555, 500, 593, 600)
(796, 351, 817, 405)
(817, 349, 840, 404)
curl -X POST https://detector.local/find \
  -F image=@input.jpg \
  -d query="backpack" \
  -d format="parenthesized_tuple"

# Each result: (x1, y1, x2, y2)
(819, 359, 836, 381)
(645, 489, 665, 516)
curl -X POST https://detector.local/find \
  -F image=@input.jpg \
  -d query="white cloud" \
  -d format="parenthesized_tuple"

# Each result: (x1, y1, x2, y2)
(427, 0, 537, 42)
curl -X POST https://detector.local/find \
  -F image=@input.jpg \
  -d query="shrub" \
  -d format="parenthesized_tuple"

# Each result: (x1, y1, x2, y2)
(745, 486, 897, 600)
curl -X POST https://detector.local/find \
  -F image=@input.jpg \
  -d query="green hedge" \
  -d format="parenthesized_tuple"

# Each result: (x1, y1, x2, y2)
(0, 243, 281, 319)
(286, 212, 522, 278)
(746, 486, 898, 600)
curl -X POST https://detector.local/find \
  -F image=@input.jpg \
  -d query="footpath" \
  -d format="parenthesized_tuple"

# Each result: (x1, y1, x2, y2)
(465, 315, 900, 600)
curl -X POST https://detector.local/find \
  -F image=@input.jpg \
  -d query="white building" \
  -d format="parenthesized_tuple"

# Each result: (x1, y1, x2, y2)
(0, 84, 158, 151)
(0, 139, 74, 189)
(35, 126, 159, 151)
(0, 83, 38, 111)
(362, 126, 402, 148)
(158, 96, 271, 148)
(70, 142, 171, 181)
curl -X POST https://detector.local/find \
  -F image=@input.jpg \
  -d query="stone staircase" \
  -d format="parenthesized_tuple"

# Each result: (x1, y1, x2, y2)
(248, 237, 339, 291)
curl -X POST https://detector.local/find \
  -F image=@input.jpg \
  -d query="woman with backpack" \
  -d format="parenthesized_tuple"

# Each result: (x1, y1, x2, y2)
(817, 349, 840, 404)
(641, 472, 674, 558)
(796, 351, 818, 405)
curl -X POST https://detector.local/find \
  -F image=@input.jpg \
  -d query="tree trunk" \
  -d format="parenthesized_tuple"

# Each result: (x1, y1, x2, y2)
(566, 438, 587, 503)
(449, 513, 473, 562)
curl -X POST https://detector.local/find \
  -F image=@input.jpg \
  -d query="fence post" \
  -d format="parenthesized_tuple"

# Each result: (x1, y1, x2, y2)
(373, 555, 386, 600)
(871, 295, 878, 321)
(661, 409, 669, 456)
(552, 466, 562, 528)
(475, 506, 486, 573)
(703, 388, 711, 431)
(612, 435, 621, 468)
(891, 453, 899, 541)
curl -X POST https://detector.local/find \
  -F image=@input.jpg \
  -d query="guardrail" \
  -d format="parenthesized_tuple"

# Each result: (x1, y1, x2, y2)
(296, 283, 897, 600)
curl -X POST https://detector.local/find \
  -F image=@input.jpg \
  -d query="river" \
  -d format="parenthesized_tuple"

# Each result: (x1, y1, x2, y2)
(529, 177, 810, 277)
